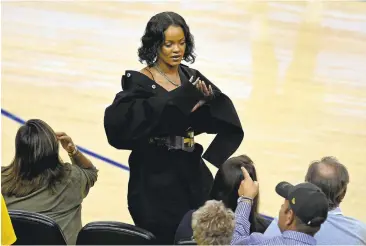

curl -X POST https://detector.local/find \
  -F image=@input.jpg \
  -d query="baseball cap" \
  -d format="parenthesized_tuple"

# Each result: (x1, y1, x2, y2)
(276, 182, 328, 227)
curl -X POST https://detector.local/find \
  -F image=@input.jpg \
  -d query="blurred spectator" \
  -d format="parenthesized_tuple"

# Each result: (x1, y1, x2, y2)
(2, 119, 98, 245)
(192, 200, 235, 245)
(264, 156, 366, 245)
(231, 167, 328, 245)
(2, 194, 17, 245)
(175, 155, 270, 243)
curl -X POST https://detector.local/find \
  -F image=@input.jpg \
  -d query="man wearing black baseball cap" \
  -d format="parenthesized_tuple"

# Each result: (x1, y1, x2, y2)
(231, 167, 328, 245)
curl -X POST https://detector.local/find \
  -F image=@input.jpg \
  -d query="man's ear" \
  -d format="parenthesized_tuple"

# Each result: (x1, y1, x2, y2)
(285, 208, 295, 226)
(337, 186, 347, 204)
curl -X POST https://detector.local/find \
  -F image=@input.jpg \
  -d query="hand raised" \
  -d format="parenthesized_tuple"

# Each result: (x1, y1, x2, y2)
(55, 132, 76, 153)
(190, 76, 214, 98)
(238, 166, 259, 199)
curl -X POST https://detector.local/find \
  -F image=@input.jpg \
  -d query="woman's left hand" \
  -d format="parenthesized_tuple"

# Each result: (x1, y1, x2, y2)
(190, 76, 214, 112)
(56, 132, 76, 154)
(191, 76, 214, 98)
(197, 80, 214, 98)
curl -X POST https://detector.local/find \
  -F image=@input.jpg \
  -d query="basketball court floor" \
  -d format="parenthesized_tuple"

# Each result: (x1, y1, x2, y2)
(2, 1, 366, 225)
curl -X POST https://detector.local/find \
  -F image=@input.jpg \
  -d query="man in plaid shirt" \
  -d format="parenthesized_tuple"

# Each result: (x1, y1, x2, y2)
(231, 167, 328, 245)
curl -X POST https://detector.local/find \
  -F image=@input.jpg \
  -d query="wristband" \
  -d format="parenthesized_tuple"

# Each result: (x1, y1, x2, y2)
(68, 146, 78, 156)
(238, 196, 253, 205)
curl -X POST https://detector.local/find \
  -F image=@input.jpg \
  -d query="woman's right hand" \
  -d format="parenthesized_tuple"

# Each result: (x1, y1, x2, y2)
(191, 100, 205, 112)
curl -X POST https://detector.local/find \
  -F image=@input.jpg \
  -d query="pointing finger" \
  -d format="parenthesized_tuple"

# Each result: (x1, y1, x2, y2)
(241, 166, 252, 181)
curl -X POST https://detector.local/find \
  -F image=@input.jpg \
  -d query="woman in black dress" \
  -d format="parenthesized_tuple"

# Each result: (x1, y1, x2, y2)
(104, 11, 244, 244)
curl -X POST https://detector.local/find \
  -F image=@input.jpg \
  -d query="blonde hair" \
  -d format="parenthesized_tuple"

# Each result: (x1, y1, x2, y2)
(192, 200, 235, 245)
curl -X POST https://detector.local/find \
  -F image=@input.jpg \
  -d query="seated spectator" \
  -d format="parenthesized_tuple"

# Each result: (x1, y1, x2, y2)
(231, 167, 328, 245)
(175, 155, 270, 243)
(2, 119, 98, 245)
(263, 156, 366, 245)
(192, 200, 235, 245)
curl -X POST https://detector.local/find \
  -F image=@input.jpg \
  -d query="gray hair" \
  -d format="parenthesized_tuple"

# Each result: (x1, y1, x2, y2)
(192, 200, 235, 245)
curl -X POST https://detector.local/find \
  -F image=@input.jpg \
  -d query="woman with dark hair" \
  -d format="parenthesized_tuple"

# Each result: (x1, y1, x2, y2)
(104, 11, 243, 244)
(174, 155, 271, 244)
(2, 119, 98, 245)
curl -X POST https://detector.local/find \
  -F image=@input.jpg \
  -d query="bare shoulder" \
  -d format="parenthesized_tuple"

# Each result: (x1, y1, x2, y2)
(139, 66, 154, 80)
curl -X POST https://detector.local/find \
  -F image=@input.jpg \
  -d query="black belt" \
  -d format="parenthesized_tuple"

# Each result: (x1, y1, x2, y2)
(149, 128, 195, 152)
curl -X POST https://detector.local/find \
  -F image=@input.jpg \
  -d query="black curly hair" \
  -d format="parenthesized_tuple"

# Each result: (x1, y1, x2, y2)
(138, 11, 196, 66)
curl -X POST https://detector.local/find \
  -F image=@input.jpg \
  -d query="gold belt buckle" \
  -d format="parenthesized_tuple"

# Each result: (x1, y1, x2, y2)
(183, 128, 195, 150)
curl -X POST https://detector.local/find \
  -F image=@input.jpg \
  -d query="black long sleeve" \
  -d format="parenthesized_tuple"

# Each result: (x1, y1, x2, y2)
(104, 82, 203, 150)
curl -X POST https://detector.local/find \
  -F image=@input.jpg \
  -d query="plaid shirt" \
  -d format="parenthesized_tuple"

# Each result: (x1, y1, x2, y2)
(231, 201, 316, 245)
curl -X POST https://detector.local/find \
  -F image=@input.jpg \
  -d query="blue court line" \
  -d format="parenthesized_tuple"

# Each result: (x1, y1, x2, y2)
(1, 108, 130, 171)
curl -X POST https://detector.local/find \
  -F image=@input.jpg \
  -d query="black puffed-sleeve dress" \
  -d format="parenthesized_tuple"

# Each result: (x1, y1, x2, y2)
(104, 64, 244, 244)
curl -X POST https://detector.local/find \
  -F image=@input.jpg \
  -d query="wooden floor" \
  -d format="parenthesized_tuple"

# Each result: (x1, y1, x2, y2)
(2, 1, 366, 225)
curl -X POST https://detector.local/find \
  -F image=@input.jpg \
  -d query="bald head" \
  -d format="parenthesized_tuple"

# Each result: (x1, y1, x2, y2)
(305, 156, 349, 210)
(317, 161, 338, 178)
